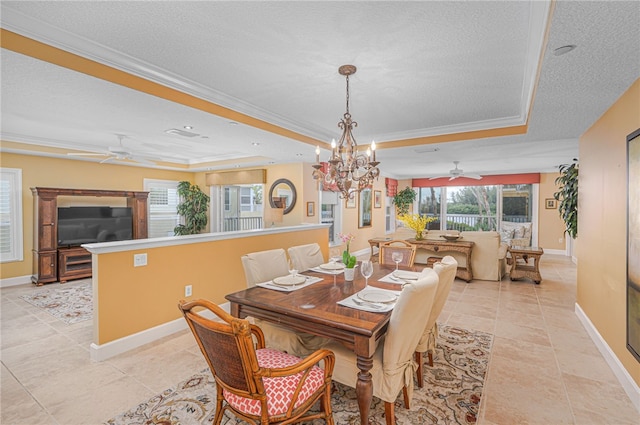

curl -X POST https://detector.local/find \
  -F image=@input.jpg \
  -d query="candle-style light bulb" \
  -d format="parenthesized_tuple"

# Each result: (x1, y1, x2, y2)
(315, 145, 320, 163)
(366, 148, 371, 157)
(331, 139, 337, 157)
(371, 140, 377, 161)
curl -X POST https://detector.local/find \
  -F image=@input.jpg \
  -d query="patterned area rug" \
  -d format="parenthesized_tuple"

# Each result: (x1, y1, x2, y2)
(20, 280, 92, 325)
(106, 326, 492, 425)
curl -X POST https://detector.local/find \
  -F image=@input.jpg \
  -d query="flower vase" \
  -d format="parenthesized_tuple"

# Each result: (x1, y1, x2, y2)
(415, 230, 425, 241)
(343, 268, 356, 281)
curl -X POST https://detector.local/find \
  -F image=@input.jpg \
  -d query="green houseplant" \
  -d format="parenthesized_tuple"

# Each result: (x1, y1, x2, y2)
(393, 186, 417, 216)
(174, 181, 210, 236)
(553, 162, 578, 239)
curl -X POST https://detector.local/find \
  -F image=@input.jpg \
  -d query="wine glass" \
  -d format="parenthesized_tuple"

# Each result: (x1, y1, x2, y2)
(288, 258, 299, 288)
(391, 251, 404, 272)
(329, 255, 341, 284)
(361, 260, 373, 288)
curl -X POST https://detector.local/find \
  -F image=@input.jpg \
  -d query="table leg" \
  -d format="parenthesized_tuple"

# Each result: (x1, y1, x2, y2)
(356, 355, 374, 425)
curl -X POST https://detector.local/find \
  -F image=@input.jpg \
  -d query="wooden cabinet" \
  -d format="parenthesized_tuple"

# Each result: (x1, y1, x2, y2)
(31, 187, 148, 285)
(58, 247, 92, 282)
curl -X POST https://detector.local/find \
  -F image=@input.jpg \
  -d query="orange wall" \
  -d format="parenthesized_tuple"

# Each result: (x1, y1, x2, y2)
(0, 152, 193, 279)
(94, 227, 328, 344)
(578, 78, 640, 386)
(538, 172, 567, 251)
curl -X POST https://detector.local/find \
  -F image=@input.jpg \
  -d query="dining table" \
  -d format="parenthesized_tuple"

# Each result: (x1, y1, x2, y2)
(225, 261, 418, 425)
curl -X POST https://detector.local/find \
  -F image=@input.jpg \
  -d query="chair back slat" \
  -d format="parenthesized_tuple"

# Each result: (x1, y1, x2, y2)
(379, 240, 417, 267)
(187, 316, 252, 392)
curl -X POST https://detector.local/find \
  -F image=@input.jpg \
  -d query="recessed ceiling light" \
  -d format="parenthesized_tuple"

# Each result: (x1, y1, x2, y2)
(229, 121, 239, 126)
(183, 125, 193, 130)
(296, 153, 303, 157)
(553, 45, 577, 56)
(252, 142, 260, 146)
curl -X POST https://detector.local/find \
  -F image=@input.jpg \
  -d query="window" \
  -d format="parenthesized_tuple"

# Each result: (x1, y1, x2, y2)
(220, 184, 263, 231)
(321, 191, 342, 245)
(0, 168, 23, 263)
(144, 179, 180, 238)
(385, 196, 395, 233)
(417, 187, 442, 229)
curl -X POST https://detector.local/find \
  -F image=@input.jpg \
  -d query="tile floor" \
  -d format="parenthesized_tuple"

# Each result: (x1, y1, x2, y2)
(1, 254, 638, 424)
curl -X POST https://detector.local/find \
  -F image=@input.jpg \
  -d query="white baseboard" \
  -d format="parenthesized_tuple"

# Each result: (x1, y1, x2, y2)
(543, 248, 567, 256)
(575, 303, 640, 413)
(90, 301, 231, 361)
(0, 275, 32, 288)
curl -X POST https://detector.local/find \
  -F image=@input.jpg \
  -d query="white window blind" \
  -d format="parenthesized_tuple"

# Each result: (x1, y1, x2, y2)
(144, 179, 180, 238)
(0, 168, 23, 263)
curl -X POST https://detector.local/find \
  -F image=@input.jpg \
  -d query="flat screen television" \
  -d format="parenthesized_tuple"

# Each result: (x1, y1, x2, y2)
(57, 206, 133, 247)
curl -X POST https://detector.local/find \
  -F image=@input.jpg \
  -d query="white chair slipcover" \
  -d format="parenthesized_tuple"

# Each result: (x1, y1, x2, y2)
(287, 243, 325, 271)
(323, 269, 439, 424)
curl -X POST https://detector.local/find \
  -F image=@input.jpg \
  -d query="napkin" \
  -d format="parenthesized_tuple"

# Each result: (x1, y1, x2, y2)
(337, 288, 401, 313)
(256, 276, 323, 292)
(378, 271, 421, 284)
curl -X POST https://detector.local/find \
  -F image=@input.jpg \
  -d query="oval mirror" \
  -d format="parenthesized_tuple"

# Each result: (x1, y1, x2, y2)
(268, 178, 297, 215)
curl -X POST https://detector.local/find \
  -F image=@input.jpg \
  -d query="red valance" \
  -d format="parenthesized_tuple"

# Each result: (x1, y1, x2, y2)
(412, 173, 540, 188)
(385, 178, 398, 196)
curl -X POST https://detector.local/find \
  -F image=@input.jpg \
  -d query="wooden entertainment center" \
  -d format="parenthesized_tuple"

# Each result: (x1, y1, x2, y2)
(31, 187, 148, 286)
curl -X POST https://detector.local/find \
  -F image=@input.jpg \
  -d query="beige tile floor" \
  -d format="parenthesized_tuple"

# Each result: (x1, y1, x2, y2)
(1, 254, 638, 424)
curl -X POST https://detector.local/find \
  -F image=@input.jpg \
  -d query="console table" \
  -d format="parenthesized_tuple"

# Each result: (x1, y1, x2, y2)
(369, 237, 475, 281)
(408, 238, 475, 282)
(508, 246, 544, 284)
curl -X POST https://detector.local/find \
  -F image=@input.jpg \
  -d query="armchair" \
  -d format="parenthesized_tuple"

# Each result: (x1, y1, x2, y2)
(178, 299, 335, 425)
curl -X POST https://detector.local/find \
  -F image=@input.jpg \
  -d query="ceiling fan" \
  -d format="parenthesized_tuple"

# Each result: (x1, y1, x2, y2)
(429, 161, 482, 181)
(67, 134, 153, 164)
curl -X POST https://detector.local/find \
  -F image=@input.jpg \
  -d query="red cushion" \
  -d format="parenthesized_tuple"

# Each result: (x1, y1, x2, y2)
(223, 348, 325, 417)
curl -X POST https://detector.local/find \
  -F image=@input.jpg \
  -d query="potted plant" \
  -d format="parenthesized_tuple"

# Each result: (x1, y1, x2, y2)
(339, 233, 357, 280)
(553, 161, 578, 239)
(174, 181, 211, 236)
(399, 213, 437, 240)
(393, 186, 416, 216)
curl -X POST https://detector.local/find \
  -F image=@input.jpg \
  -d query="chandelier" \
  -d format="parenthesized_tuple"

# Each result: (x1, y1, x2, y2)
(312, 65, 380, 199)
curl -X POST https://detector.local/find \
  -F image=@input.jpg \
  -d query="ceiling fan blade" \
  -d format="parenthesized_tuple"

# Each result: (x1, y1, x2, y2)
(429, 175, 451, 180)
(100, 156, 115, 164)
(67, 152, 108, 157)
(465, 174, 483, 180)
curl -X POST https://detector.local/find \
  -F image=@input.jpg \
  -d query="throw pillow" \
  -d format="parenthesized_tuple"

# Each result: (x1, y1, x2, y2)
(513, 226, 525, 239)
(500, 228, 514, 243)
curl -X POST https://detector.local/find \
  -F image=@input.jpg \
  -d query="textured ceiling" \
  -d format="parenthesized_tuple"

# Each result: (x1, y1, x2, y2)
(1, 1, 639, 178)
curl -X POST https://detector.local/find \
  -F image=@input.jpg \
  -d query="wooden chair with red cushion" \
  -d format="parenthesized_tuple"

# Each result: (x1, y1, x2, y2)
(178, 299, 335, 425)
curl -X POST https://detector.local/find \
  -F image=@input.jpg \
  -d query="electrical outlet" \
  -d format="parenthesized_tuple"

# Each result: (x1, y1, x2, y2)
(133, 253, 147, 267)
(185, 285, 192, 297)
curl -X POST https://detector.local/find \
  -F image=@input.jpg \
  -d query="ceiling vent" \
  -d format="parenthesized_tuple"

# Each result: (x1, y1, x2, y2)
(165, 128, 200, 138)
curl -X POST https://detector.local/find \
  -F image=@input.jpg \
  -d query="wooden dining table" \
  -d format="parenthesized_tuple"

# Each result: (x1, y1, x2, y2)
(225, 262, 415, 425)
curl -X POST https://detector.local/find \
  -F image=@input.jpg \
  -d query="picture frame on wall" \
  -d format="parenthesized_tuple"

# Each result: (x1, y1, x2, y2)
(545, 198, 557, 209)
(306, 201, 315, 217)
(359, 187, 372, 228)
(374, 190, 382, 208)
(346, 196, 356, 208)
(626, 127, 640, 361)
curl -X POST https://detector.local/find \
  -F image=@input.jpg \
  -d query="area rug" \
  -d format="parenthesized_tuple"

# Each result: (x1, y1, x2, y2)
(106, 326, 492, 425)
(20, 280, 92, 325)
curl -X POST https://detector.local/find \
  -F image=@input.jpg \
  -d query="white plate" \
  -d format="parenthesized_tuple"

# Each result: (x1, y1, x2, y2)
(320, 262, 345, 270)
(393, 271, 419, 280)
(272, 275, 306, 286)
(357, 290, 397, 303)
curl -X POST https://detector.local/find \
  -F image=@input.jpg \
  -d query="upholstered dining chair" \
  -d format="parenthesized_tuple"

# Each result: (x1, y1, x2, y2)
(415, 255, 458, 387)
(241, 248, 329, 355)
(322, 269, 439, 425)
(378, 240, 417, 267)
(287, 243, 325, 271)
(178, 299, 335, 425)
(241, 248, 291, 288)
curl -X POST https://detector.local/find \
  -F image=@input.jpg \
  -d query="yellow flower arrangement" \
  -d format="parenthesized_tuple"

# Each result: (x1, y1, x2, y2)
(399, 214, 437, 240)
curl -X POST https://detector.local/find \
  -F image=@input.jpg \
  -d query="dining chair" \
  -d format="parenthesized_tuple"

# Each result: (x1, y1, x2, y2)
(241, 248, 291, 288)
(322, 269, 439, 425)
(287, 243, 325, 271)
(178, 299, 335, 425)
(415, 255, 458, 387)
(378, 240, 417, 267)
(241, 248, 329, 356)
